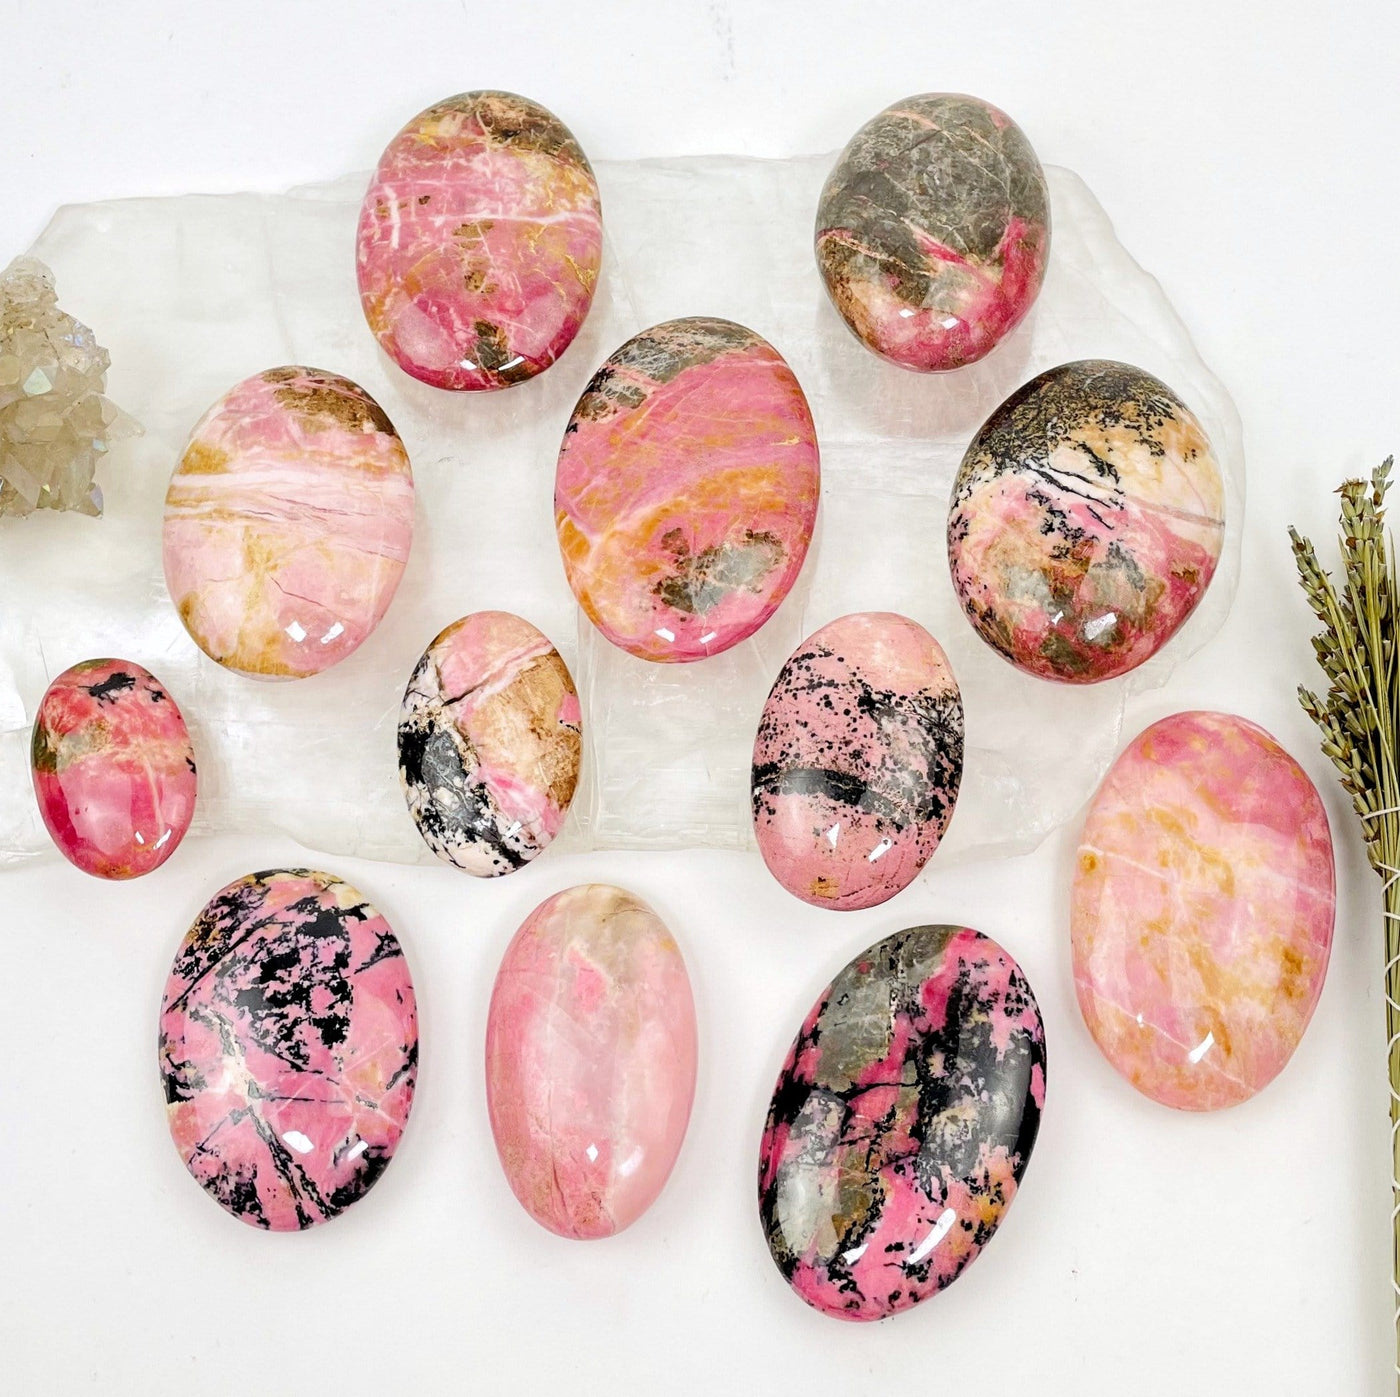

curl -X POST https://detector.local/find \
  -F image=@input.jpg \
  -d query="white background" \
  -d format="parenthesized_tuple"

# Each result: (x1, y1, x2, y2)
(1, 3, 1396, 1393)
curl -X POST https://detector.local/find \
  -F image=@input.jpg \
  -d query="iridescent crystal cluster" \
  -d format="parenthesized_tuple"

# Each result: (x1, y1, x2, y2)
(0, 256, 138, 517)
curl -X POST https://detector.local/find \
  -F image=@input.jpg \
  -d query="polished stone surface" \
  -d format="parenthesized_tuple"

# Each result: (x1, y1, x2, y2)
(159, 869, 418, 1229)
(162, 367, 414, 680)
(948, 359, 1224, 683)
(816, 93, 1050, 373)
(398, 611, 580, 875)
(555, 316, 820, 662)
(30, 658, 195, 878)
(486, 884, 697, 1239)
(760, 924, 1046, 1321)
(752, 612, 962, 909)
(1072, 710, 1335, 1110)
(357, 91, 602, 391)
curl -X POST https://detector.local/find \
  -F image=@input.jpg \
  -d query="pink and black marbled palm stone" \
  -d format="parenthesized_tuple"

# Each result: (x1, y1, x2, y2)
(947, 360, 1225, 683)
(760, 924, 1046, 1322)
(159, 869, 418, 1231)
(817, 93, 1049, 372)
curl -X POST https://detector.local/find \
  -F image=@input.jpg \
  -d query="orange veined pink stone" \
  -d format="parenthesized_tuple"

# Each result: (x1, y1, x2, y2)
(485, 884, 698, 1239)
(1071, 710, 1335, 1110)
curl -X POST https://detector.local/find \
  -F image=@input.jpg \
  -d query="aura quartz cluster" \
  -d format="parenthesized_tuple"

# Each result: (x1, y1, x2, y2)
(357, 91, 602, 391)
(398, 611, 581, 875)
(160, 869, 418, 1230)
(556, 317, 820, 662)
(31, 659, 196, 878)
(0, 257, 139, 516)
(948, 360, 1225, 683)
(752, 612, 963, 909)
(760, 925, 1046, 1321)
(816, 94, 1050, 373)
(486, 884, 697, 1239)
(1072, 711, 1335, 1110)
(163, 367, 414, 679)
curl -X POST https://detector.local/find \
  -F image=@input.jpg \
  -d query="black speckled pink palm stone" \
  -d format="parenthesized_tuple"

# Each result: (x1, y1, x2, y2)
(760, 924, 1046, 1322)
(816, 93, 1050, 372)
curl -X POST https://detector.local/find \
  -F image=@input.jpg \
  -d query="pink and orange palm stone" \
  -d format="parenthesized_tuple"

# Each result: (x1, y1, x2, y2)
(357, 91, 602, 391)
(163, 367, 414, 680)
(31, 658, 196, 878)
(556, 317, 820, 662)
(1072, 710, 1335, 1110)
(485, 884, 697, 1239)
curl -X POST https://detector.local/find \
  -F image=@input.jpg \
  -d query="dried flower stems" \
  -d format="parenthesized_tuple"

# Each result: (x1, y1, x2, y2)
(1291, 457, 1400, 1381)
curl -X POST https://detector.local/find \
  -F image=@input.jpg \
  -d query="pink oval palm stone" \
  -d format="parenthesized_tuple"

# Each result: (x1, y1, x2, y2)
(1072, 711, 1335, 1110)
(163, 367, 414, 680)
(160, 869, 418, 1229)
(357, 90, 602, 391)
(817, 93, 1050, 373)
(31, 658, 196, 878)
(948, 360, 1225, 683)
(752, 612, 963, 909)
(556, 317, 820, 662)
(485, 884, 697, 1239)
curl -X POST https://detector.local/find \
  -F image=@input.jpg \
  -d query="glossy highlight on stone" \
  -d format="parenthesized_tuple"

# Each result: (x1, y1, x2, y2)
(556, 317, 820, 662)
(816, 93, 1050, 373)
(948, 360, 1224, 683)
(159, 869, 417, 1230)
(486, 884, 697, 1239)
(30, 658, 196, 878)
(399, 611, 581, 875)
(1072, 711, 1335, 1111)
(357, 91, 602, 391)
(760, 924, 1046, 1322)
(163, 367, 414, 680)
(752, 612, 963, 909)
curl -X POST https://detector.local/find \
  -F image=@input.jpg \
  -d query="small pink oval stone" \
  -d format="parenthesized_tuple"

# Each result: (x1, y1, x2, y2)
(357, 91, 602, 391)
(31, 658, 196, 879)
(163, 367, 414, 680)
(1072, 711, 1335, 1110)
(752, 613, 963, 909)
(485, 884, 697, 1239)
(555, 317, 820, 662)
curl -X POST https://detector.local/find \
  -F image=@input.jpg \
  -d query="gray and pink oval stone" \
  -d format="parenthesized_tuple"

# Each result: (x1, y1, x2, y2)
(817, 93, 1050, 372)
(357, 90, 602, 391)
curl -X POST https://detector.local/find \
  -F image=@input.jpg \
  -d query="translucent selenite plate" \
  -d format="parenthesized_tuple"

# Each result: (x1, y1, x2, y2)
(0, 155, 1243, 868)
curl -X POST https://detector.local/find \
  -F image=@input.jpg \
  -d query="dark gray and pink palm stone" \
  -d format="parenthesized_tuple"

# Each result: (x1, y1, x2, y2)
(159, 869, 418, 1230)
(760, 924, 1046, 1321)
(816, 93, 1050, 372)
(948, 359, 1225, 683)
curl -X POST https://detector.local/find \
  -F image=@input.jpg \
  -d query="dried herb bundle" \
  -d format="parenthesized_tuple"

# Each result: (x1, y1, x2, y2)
(1291, 457, 1400, 1380)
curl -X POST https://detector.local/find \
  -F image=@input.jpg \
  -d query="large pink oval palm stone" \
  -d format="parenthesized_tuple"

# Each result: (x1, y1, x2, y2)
(752, 612, 963, 909)
(160, 869, 418, 1230)
(556, 317, 820, 662)
(163, 367, 414, 680)
(357, 91, 602, 391)
(485, 884, 697, 1239)
(31, 658, 196, 879)
(1071, 711, 1335, 1110)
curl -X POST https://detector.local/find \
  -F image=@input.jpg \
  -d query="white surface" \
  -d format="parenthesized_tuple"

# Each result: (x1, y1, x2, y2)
(0, 4, 1395, 1394)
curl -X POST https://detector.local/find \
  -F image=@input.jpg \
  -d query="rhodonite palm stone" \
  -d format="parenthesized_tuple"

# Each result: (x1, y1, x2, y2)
(357, 91, 602, 391)
(816, 93, 1050, 373)
(752, 612, 963, 909)
(556, 317, 820, 662)
(760, 924, 1046, 1321)
(947, 359, 1225, 683)
(31, 658, 196, 878)
(398, 611, 581, 875)
(163, 367, 414, 680)
(1072, 711, 1335, 1110)
(159, 869, 418, 1230)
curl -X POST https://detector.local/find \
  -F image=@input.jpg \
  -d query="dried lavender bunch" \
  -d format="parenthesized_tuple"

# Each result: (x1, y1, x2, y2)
(1291, 457, 1400, 1383)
